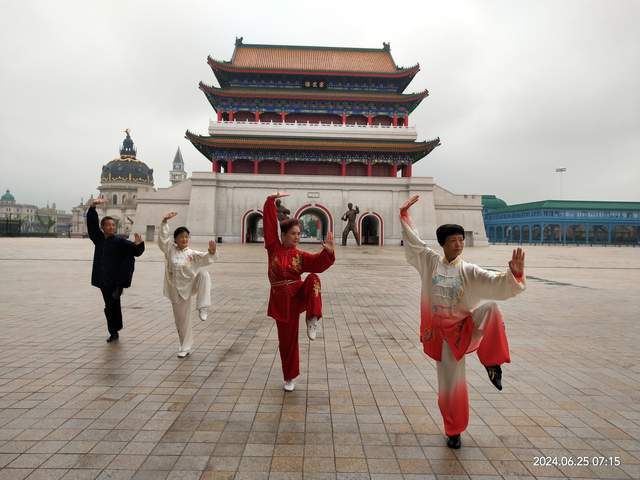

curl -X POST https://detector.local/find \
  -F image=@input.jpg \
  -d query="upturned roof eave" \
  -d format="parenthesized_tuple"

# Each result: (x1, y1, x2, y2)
(185, 130, 439, 153)
(198, 82, 428, 105)
(207, 56, 420, 79)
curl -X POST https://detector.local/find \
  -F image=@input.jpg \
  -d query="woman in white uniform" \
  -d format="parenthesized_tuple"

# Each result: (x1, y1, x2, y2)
(158, 211, 218, 357)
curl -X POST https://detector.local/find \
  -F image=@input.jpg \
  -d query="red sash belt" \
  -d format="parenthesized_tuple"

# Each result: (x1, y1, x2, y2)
(432, 313, 474, 361)
(270, 279, 300, 288)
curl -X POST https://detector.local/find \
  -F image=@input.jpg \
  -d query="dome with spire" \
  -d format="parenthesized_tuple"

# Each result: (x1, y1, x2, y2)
(1, 189, 16, 203)
(120, 128, 137, 158)
(101, 129, 154, 186)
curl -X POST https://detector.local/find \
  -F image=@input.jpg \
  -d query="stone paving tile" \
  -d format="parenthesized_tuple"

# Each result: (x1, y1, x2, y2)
(1, 240, 639, 479)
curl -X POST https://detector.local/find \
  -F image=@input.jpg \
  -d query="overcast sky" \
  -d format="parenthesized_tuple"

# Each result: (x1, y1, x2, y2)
(1, 0, 638, 211)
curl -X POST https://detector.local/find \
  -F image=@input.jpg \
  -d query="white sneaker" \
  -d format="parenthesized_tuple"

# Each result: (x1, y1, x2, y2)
(283, 380, 295, 392)
(198, 308, 208, 321)
(177, 350, 191, 358)
(307, 318, 318, 341)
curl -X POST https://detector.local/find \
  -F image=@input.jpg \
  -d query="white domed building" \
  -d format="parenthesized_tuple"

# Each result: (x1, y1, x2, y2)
(71, 130, 154, 237)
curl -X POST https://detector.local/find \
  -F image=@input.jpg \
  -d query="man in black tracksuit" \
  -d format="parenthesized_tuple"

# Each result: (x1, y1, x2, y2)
(86, 198, 145, 342)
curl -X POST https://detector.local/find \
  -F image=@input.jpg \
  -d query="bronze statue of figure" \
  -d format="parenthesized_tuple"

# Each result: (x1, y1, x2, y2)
(341, 203, 360, 246)
(276, 199, 290, 221)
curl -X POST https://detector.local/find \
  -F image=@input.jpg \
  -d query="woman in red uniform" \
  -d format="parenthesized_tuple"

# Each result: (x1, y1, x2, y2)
(263, 192, 335, 391)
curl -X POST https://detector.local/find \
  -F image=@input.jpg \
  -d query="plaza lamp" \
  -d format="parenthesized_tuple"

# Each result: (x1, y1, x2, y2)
(555, 167, 567, 199)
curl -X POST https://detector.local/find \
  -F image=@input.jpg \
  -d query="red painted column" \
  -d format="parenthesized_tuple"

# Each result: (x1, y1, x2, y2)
(253, 160, 259, 174)
(404, 114, 409, 127)
(212, 159, 219, 173)
(217, 111, 223, 122)
(367, 115, 373, 125)
(367, 162, 373, 177)
(392, 113, 398, 127)
(341, 160, 346, 176)
(405, 163, 412, 177)
(341, 113, 347, 125)
(280, 112, 286, 123)
(279, 160, 285, 175)
(226, 160, 234, 173)
(254, 111, 260, 122)
(229, 111, 235, 121)
(390, 163, 397, 177)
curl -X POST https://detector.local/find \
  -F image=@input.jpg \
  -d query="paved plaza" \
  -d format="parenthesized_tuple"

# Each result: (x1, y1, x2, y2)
(0, 238, 639, 480)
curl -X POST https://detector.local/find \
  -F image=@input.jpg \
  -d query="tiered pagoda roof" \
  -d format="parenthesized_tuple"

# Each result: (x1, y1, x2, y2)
(187, 39, 440, 175)
(186, 130, 439, 161)
(209, 40, 419, 78)
(231, 42, 402, 72)
(209, 39, 419, 92)
(199, 83, 429, 114)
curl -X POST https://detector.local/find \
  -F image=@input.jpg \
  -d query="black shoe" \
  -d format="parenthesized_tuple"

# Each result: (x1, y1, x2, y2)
(485, 365, 502, 390)
(446, 434, 461, 449)
(106, 333, 119, 343)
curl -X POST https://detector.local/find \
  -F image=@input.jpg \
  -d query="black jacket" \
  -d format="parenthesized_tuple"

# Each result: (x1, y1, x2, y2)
(87, 206, 145, 288)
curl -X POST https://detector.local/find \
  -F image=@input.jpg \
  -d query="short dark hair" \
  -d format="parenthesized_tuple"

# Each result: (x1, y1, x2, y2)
(100, 216, 115, 227)
(436, 224, 465, 246)
(280, 218, 300, 234)
(173, 226, 190, 239)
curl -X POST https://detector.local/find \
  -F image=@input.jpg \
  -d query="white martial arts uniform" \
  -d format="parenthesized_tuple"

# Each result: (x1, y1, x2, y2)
(158, 221, 217, 353)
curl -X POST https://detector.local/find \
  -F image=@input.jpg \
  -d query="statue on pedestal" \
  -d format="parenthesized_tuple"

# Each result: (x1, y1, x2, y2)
(341, 203, 360, 246)
(276, 199, 290, 221)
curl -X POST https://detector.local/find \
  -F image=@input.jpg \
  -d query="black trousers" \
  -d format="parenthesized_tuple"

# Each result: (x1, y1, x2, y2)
(100, 287, 123, 335)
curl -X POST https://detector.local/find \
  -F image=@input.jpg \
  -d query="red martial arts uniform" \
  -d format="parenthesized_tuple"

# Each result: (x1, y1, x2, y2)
(263, 196, 335, 381)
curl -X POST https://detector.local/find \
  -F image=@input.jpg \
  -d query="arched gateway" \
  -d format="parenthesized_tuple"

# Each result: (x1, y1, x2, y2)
(358, 212, 384, 245)
(294, 204, 333, 243)
(241, 209, 264, 243)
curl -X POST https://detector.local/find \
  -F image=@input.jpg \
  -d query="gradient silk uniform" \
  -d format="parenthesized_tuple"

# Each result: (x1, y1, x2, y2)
(263, 196, 335, 381)
(401, 212, 525, 436)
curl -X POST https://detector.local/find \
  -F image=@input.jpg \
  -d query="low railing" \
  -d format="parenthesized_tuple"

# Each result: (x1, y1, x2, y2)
(209, 119, 416, 132)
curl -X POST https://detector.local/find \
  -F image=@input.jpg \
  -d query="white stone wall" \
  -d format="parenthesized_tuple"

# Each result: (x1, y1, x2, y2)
(132, 180, 192, 242)
(133, 172, 488, 247)
(433, 185, 488, 246)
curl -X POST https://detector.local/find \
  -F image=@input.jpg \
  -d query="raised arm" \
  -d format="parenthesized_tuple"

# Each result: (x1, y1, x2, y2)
(467, 249, 526, 301)
(301, 231, 335, 273)
(131, 233, 145, 256)
(190, 240, 219, 268)
(399, 195, 439, 276)
(121, 236, 145, 257)
(263, 193, 285, 251)
(158, 212, 176, 257)
(86, 205, 103, 245)
(301, 250, 335, 274)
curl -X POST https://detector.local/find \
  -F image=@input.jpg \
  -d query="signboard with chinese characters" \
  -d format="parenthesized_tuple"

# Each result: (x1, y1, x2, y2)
(303, 80, 327, 89)
(307, 192, 320, 198)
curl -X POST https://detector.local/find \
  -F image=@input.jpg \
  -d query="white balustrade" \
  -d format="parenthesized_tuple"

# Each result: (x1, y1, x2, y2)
(208, 119, 417, 141)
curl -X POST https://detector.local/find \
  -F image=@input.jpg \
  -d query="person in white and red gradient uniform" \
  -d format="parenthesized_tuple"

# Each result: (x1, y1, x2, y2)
(400, 194, 526, 449)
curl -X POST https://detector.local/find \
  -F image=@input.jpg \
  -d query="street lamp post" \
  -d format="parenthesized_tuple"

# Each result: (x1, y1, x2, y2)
(555, 167, 567, 199)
